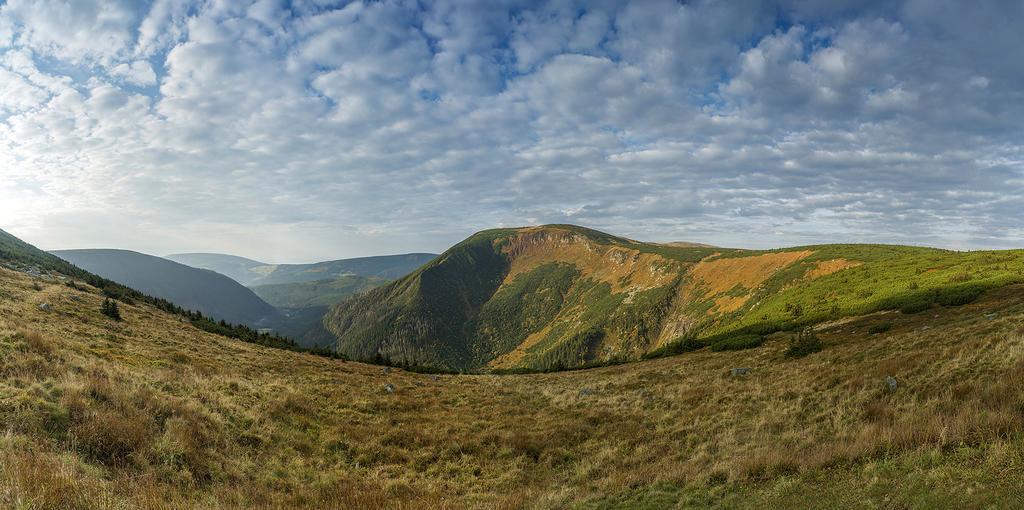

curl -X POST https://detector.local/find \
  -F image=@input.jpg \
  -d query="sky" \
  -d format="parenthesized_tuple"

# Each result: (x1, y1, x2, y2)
(0, 0, 1022, 263)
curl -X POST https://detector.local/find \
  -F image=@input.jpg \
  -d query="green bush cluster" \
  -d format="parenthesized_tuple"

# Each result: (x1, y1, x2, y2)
(101, 298, 122, 321)
(785, 329, 823, 358)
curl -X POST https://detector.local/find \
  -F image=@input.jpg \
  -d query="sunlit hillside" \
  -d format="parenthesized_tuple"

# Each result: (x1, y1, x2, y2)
(327, 225, 1024, 372)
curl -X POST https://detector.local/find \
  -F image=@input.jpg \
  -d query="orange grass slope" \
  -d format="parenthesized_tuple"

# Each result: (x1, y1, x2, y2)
(4, 265, 1024, 508)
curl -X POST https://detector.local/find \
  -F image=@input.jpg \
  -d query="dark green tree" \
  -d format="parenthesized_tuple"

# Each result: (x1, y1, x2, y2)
(101, 298, 122, 321)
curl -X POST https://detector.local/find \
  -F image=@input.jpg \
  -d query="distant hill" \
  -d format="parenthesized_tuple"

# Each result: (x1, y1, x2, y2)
(164, 253, 270, 286)
(250, 275, 389, 309)
(53, 249, 282, 327)
(167, 252, 437, 287)
(661, 241, 716, 248)
(325, 224, 1024, 371)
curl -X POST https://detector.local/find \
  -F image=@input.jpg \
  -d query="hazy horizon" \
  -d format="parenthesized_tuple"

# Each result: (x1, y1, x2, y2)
(2, 0, 1022, 261)
(7, 221, 1007, 267)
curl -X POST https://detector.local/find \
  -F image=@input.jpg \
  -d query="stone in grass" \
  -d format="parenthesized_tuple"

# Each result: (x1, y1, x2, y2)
(381, 367, 391, 375)
(383, 383, 395, 394)
(885, 376, 898, 392)
(578, 387, 595, 397)
(730, 367, 751, 377)
(38, 303, 51, 312)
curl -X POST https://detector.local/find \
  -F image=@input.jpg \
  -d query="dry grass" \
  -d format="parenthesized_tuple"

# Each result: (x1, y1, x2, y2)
(502, 227, 681, 293)
(687, 250, 814, 313)
(805, 258, 862, 279)
(2, 267, 1024, 508)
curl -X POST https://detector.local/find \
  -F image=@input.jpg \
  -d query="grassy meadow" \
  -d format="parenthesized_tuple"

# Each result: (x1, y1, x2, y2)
(3, 265, 1024, 508)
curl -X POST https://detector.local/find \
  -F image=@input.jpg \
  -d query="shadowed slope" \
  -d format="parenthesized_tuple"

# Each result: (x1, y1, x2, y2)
(53, 249, 281, 327)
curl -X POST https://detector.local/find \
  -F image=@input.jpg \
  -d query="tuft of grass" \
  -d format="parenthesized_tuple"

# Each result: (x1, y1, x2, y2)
(15, 329, 54, 357)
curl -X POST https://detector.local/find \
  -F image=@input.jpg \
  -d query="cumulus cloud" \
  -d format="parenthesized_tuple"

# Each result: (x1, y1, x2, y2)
(109, 59, 157, 86)
(0, 0, 1022, 260)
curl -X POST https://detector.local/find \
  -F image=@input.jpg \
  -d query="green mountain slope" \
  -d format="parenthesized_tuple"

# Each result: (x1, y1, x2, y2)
(325, 225, 1024, 371)
(53, 249, 282, 328)
(250, 275, 389, 308)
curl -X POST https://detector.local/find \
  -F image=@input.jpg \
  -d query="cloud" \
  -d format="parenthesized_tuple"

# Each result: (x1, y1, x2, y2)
(0, 0, 1022, 260)
(109, 59, 157, 86)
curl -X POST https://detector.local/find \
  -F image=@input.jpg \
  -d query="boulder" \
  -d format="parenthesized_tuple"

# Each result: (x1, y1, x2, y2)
(885, 376, 898, 391)
(38, 303, 51, 312)
(730, 367, 751, 377)
(383, 383, 395, 394)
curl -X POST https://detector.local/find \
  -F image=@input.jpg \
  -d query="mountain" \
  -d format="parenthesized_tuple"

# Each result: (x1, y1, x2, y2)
(250, 274, 389, 309)
(166, 252, 437, 286)
(52, 249, 282, 327)
(163, 252, 270, 286)
(325, 224, 1024, 371)
(5, 229, 1024, 507)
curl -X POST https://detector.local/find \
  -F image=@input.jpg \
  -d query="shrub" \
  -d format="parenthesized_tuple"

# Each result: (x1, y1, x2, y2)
(935, 285, 984, 306)
(785, 329, 822, 358)
(101, 298, 122, 321)
(868, 322, 893, 335)
(899, 299, 932, 314)
(642, 336, 705, 359)
(948, 271, 973, 283)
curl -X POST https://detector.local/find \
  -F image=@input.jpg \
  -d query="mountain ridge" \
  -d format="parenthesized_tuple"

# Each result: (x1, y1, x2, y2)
(325, 224, 1024, 371)
(53, 249, 282, 328)
(167, 252, 437, 286)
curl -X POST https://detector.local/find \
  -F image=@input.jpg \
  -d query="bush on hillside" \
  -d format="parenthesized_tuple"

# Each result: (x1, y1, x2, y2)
(934, 285, 984, 306)
(785, 329, 822, 358)
(101, 299, 122, 321)
(868, 322, 893, 335)
(641, 336, 706, 359)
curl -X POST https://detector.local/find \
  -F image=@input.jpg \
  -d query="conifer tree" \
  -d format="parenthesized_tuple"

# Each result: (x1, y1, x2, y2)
(101, 298, 122, 321)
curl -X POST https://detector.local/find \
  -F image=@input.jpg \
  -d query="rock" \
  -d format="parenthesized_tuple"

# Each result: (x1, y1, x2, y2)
(430, 374, 440, 382)
(885, 376, 898, 392)
(381, 367, 391, 375)
(578, 387, 595, 397)
(730, 367, 751, 377)
(383, 383, 395, 394)
(38, 303, 51, 312)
